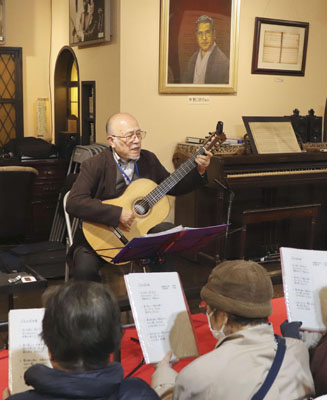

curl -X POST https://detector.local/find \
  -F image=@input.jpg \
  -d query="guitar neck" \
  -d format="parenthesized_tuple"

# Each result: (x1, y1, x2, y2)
(144, 147, 206, 207)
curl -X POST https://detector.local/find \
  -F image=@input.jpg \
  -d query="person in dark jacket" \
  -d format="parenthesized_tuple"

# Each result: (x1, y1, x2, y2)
(3, 281, 160, 400)
(66, 112, 212, 281)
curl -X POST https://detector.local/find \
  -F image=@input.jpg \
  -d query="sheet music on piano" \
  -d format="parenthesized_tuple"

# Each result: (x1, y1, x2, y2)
(242, 116, 302, 154)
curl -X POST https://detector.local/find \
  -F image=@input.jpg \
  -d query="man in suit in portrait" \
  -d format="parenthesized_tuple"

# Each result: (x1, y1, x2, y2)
(183, 15, 229, 84)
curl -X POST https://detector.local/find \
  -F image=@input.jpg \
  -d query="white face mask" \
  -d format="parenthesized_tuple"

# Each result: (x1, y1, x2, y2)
(206, 310, 226, 342)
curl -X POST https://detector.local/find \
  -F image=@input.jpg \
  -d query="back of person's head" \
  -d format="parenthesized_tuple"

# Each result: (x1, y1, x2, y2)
(42, 281, 122, 371)
(201, 260, 273, 324)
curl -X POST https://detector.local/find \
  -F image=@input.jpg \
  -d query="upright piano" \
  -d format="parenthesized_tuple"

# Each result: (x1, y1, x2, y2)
(174, 148, 327, 261)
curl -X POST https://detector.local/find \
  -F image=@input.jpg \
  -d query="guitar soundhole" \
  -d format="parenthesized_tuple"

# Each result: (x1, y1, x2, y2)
(134, 199, 149, 216)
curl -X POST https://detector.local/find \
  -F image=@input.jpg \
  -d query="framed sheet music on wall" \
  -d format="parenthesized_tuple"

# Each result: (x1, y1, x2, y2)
(251, 17, 309, 76)
(242, 116, 302, 154)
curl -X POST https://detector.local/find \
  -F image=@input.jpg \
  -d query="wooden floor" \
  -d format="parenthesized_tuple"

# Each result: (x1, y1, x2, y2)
(0, 253, 284, 349)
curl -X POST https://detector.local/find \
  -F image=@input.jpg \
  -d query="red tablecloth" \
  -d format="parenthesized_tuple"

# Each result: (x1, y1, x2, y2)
(0, 297, 287, 399)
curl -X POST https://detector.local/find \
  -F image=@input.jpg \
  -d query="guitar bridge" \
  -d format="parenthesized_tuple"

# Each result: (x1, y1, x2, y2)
(112, 228, 129, 245)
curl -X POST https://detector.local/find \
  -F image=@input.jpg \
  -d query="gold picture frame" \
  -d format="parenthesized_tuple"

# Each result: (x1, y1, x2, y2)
(251, 17, 309, 76)
(159, 0, 240, 94)
(0, 0, 5, 44)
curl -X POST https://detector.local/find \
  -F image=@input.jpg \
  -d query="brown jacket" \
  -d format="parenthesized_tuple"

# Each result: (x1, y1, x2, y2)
(66, 147, 207, 258)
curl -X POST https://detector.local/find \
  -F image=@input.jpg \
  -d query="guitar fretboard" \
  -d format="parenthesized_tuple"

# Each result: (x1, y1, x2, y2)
(143, 147, 206, 207)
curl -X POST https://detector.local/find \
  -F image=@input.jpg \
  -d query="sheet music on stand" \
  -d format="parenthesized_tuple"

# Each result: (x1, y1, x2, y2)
(111, 224, 227, 264)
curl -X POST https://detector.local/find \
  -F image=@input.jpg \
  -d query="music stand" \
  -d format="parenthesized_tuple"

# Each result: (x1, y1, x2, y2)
(113, 224, 226, 375)
(111, 224, 227, 265)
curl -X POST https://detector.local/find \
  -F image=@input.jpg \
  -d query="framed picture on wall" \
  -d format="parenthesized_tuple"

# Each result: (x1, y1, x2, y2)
(251, 17, 309, 76)
(159, 0, 240, 94)
(69, 0, 111, 47)
(0, 0, 5, 44)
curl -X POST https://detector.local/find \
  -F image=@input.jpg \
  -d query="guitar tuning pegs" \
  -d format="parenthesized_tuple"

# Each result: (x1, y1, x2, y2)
(216, 121, 224, 134)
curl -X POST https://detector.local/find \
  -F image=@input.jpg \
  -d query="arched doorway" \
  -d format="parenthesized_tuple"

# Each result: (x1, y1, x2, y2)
(54, 46, 80, 159)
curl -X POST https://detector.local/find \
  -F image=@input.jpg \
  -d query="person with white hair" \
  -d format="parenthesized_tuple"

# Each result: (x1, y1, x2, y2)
(66, 112, 212, 281)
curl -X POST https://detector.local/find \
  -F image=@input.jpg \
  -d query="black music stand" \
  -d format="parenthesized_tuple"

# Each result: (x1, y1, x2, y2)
(111, 224, 227, 265)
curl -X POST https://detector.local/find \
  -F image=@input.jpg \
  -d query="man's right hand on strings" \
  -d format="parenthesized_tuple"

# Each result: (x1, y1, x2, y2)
(119, 209, 135, 231)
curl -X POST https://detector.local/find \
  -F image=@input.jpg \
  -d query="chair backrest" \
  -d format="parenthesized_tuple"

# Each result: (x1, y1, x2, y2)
(67, 143, 109, 175)
(63, 190, 80, 281)
(49, 173, 78, 242)
(63, 190, 75, 247)
(50, 144, 108, 242)
(0, 166, 38, 240)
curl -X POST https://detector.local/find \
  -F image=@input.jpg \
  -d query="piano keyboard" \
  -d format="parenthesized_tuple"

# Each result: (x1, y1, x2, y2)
(227, 167, 327, 178)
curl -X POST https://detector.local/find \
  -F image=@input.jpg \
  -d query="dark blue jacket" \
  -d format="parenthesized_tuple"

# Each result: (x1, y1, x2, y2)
(8, 363, 159, 400)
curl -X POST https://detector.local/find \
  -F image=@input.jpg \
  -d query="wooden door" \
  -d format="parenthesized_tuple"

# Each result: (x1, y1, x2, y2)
(0, 47, 23, 147)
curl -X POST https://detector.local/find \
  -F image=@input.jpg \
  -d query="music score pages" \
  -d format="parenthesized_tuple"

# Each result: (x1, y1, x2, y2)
(124, 272, 198, 364)
(281, 247, 327, 331)
(8, 308, 51, 394)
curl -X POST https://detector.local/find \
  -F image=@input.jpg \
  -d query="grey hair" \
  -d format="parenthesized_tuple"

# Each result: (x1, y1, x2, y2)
(41, 281, 122, 371)
(195, 15, 215, 31)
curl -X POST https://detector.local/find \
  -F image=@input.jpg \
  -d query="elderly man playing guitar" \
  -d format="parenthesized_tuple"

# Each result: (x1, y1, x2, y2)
(66, 112, 213, 281)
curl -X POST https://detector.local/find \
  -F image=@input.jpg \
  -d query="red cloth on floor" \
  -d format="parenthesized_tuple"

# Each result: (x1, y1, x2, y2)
(0, 297, 287, 396)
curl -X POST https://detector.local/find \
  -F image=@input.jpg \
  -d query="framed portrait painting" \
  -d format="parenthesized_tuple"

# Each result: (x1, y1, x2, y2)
(69, 0, 111, 47)
(159, 0, 240, 94)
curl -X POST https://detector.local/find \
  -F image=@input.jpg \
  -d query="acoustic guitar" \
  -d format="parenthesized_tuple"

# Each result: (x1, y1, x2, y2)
(82, 129, 226, 262)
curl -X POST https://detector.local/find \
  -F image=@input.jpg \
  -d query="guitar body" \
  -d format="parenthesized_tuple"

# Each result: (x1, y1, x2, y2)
(82, 178, 170, 262)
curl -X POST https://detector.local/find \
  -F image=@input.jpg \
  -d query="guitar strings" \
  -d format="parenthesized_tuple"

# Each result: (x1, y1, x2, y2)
(136, 148, 205, 211)
(132, 130, 225, 212)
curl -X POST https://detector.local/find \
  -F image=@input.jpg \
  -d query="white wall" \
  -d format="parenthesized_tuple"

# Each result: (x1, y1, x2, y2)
(120, 0, 327, 169)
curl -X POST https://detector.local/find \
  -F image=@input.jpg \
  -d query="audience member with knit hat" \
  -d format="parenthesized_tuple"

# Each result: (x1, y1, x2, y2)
(152, 259, 315, 400)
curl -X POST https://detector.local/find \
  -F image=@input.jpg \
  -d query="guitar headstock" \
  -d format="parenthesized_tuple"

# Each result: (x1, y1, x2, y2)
(202, 124, 227, 151)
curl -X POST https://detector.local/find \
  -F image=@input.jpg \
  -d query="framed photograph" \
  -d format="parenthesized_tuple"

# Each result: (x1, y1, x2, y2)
(0, 0, 5, 44)
(251, 17, 309, 76)
(69, 0, 111, 47)
(159, 0, 240, 94)
(242, 116, 302, 154)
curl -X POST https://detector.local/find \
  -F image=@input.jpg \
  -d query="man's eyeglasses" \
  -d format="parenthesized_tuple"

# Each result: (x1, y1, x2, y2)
(112, 130, 146, 143)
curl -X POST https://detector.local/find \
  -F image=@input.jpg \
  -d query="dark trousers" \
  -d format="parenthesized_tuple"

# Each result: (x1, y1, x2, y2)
(70, 222, 175, 282)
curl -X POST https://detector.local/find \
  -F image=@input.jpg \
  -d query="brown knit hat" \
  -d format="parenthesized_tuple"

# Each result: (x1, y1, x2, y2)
(200, 260, 273, 318)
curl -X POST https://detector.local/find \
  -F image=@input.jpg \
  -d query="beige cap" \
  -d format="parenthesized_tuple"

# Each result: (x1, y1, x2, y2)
(200, 260, 273, 318)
